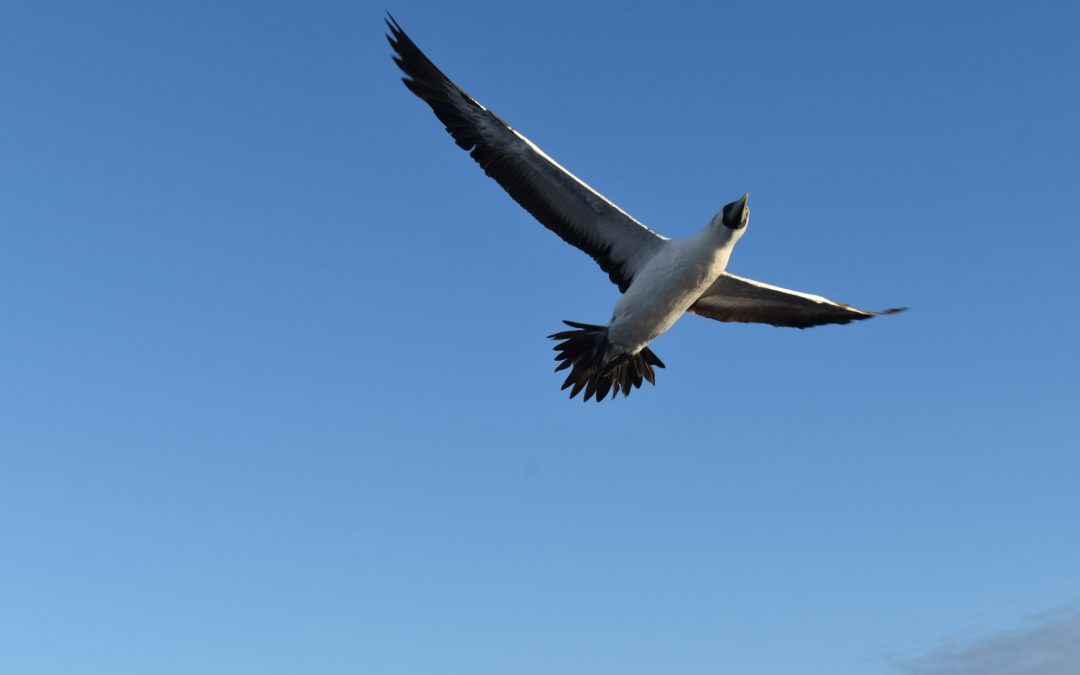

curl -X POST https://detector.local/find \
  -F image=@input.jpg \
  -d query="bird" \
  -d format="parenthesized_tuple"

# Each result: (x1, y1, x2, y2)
(386, 16, 905, 402)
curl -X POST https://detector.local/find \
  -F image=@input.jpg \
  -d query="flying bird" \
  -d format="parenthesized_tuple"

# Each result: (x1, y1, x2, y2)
(386, 17, 904, 402)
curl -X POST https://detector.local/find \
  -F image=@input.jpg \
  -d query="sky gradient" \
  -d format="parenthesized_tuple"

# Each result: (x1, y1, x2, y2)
(2, 1, 1079, 674)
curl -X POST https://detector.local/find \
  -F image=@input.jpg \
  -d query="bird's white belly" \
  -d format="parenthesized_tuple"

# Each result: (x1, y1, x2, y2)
(607, 240, 732, 354)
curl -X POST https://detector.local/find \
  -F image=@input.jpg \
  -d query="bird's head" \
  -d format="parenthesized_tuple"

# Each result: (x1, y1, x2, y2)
(715, 193, 750, 233)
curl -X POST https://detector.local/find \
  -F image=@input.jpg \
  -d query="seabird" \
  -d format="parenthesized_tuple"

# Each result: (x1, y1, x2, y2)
(386, 17, 905, 402)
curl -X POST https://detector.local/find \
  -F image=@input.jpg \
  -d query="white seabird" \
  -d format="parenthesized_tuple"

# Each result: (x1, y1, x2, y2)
(387, 17, 905, 402)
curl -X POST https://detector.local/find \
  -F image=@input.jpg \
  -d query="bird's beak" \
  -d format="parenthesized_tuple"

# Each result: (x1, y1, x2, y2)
(732, 193, 750, 229)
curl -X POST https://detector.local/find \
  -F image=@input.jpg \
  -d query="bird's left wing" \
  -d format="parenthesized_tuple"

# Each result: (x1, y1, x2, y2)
(689, 272, 906, 328)
(387, 17, 666, 292)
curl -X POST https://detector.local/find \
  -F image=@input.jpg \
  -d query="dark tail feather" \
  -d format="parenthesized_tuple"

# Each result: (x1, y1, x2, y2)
(547, 321, 664, 402)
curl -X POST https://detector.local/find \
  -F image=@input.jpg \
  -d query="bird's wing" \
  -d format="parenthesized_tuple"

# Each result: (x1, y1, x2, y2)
(387, 17, 666, 292)
(688, 272, 906, 328)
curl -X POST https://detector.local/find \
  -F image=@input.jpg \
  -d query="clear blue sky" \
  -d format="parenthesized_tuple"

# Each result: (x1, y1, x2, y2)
(2, 2, 1078, 674)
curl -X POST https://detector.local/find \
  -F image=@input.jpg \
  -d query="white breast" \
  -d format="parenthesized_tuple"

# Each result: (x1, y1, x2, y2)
(607, 231, 736, 353)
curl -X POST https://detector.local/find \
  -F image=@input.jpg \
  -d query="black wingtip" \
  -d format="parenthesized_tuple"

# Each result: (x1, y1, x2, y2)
(384, 13, 406, 49)
(876, 307, 908, 316)
(384, 15, 401, 52)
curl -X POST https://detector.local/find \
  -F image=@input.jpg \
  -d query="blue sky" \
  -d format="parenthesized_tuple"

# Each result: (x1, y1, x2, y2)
(2, 1, 1079, 674)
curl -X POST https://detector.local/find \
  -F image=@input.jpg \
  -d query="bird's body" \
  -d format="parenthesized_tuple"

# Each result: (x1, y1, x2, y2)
(387, 17, 904, 401)
(609, 223, 741, 357)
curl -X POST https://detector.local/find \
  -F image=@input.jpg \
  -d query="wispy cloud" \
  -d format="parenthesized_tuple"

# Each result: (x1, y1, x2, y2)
(896, 610, 1080, 675)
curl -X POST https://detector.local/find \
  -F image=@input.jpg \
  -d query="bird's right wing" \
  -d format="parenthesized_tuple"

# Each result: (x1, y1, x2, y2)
(689, 272, 906, 328)
(387, 17, 666, 292)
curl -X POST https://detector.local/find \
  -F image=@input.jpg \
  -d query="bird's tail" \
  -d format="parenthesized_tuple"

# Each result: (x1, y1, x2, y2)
(548, 321, 665, 402)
